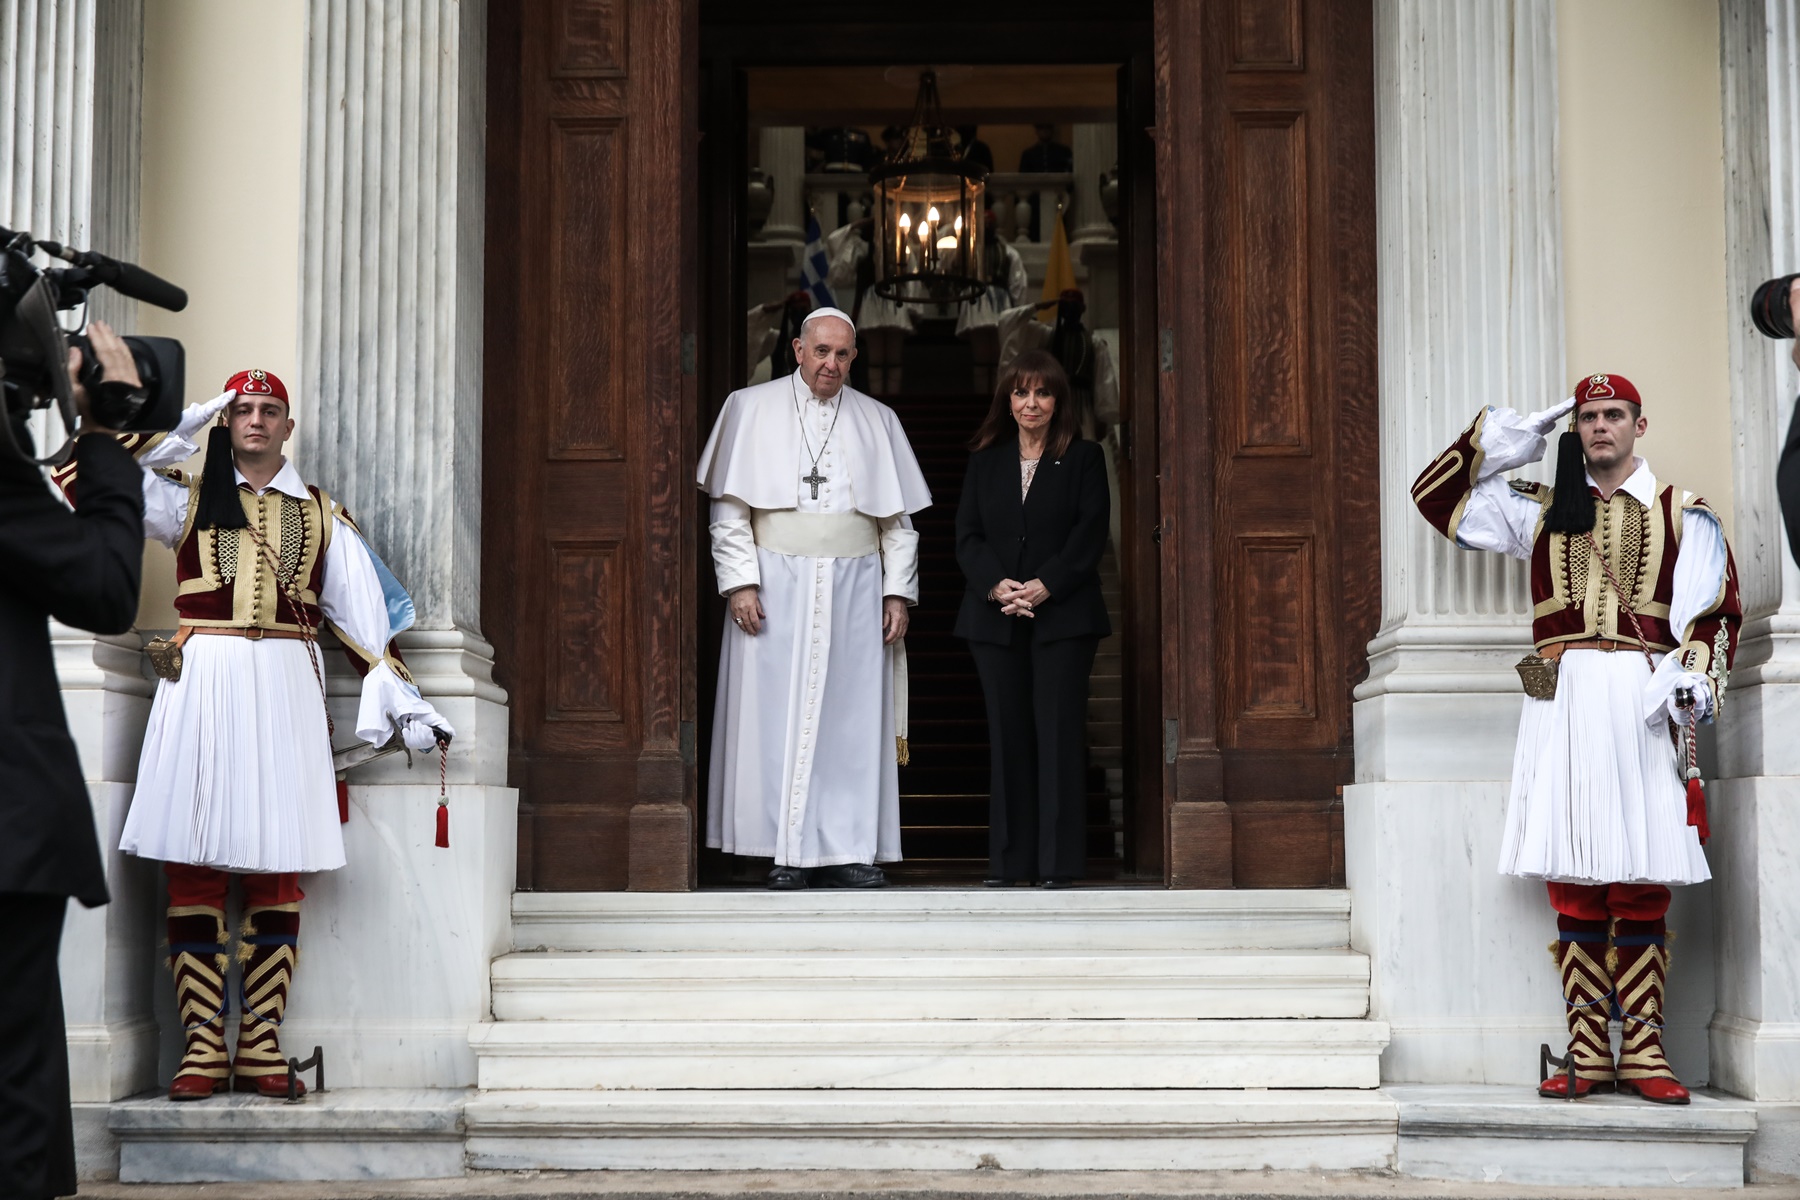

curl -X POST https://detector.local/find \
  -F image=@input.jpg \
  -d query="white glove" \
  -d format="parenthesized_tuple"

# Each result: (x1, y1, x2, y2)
(1666, 674, 1713, 726)
(1526, 395, 1577, 436)
(135, 391, 237, 471)
(173, 390, 235, 440)
(399, 711, 455, 753)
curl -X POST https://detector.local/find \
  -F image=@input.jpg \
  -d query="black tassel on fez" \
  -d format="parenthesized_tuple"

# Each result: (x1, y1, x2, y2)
(194, 425, 248, 531)
(1543, 427, 1595, 535)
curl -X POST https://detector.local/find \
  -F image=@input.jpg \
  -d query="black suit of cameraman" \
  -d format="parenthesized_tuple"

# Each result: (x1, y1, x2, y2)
(0, 412, 142, 1199)
(1775, 302, 1800, 567)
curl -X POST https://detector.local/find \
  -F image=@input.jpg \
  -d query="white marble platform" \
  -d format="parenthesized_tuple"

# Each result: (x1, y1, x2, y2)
(110, 1087, 469, 1182)
(490, 947, 1371, 1021)
(470, 1017, 1389, 1090)
(509, 888, 1352, 953)
(93, 1082, 1777, 1185)
(1391, 1084, 1758, 1189)
(461, 1088, 1399, 1172)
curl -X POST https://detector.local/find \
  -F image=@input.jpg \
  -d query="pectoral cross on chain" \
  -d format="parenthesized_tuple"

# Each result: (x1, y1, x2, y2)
(802, 468, 828, 500)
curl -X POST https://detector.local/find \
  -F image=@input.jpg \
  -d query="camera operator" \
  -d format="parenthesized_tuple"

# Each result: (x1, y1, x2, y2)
(0, 321, 144, 1200)
(1769, 280, 1800, 565)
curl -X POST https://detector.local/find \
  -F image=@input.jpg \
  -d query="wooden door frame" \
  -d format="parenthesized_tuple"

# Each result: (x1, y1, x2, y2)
(482, 0, 1378, 891)
(1155, 0, 1379, 885)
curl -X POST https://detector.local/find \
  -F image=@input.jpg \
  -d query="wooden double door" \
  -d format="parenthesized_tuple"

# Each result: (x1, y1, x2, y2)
(483, 0, 1378, 891)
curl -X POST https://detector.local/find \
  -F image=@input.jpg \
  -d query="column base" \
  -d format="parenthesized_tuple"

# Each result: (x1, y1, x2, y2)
(1346, 779, 1716, 1086)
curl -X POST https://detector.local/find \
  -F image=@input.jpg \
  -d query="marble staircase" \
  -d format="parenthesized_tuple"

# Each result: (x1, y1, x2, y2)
(466, 888, 1389, 1163)
(99, 888, 1769, 1186)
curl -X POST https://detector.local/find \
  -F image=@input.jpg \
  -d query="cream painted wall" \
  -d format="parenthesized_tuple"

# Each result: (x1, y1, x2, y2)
(133, 1, 307, 625)
(1558, 0, 1734, 529)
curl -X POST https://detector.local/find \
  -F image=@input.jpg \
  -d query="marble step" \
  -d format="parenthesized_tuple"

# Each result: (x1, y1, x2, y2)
(108, 1088, 468, 1183)
(461, 1088, 1398, 1173)
(1391, 1084, 1757, 1190)
(510, 887, 1351, 953)
(468, 1017, 1389, 1090)
(489, 947, 1371, 1021)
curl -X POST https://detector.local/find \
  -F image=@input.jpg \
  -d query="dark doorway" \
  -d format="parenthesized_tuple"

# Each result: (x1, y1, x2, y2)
(694, 11, 1162, 886)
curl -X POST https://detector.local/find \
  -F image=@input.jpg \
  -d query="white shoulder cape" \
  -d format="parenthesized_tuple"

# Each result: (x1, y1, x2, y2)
(696, 371, 932, 518)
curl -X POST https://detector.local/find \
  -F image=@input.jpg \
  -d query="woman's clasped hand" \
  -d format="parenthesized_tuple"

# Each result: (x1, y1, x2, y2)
(989, 576, 1050, 617)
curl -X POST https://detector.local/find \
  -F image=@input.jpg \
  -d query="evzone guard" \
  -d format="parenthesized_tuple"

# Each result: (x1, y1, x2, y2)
(1413, 373, 1740, 1104)
(57, 370, 455, 1099)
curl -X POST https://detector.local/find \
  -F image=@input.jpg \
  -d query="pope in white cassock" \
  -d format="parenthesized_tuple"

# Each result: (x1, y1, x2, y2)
(697, 307, 932, 889)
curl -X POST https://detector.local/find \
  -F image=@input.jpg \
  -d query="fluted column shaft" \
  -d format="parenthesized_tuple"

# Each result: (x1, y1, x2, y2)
(1068, 122, 1115, 245)
(1346, 0, 1574, 1088)
(758, 125, 805, 244)
(1, 0, 155, 1109)
(1710, 0, 1800, 1103)
(1372, 0, 1564, 645)
(297, 0, 486, 637)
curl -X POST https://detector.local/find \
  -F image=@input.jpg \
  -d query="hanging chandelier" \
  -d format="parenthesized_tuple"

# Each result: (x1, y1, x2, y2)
(869, 70, 988, 305)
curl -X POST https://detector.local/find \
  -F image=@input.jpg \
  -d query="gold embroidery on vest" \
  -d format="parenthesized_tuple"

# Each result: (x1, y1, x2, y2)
(212, 527, 239, 582)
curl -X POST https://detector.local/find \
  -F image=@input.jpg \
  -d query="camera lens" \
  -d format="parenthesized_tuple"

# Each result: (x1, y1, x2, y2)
(1751, 273, 1800, 339)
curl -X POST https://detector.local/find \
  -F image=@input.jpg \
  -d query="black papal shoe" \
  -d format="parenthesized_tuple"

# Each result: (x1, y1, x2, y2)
(766, 866, 808, 890)
(816, 863, 887, 888)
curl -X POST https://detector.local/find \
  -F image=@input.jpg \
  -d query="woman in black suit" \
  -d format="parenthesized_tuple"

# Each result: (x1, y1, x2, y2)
(954, 350, 1111, 887)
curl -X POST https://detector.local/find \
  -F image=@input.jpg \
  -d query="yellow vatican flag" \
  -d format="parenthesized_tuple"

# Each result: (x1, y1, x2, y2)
(1036, 205, 1077, 324)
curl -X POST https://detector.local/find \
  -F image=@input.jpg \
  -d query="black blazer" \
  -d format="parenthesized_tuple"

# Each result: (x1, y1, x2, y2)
(954, 435, 1111, 645)
(0, 431, 144, 907)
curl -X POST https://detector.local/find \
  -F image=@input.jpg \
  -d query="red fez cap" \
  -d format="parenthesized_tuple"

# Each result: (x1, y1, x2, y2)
(1574, 372, 1641, 408)
(224, 368, 289, 405)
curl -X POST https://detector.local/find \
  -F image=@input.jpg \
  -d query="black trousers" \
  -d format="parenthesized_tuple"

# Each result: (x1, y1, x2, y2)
(969, 628, 1099, 881)
(0, 893, 74, 1200)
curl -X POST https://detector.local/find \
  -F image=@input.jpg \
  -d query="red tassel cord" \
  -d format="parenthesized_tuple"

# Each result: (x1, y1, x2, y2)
(433, 735, 450, 849)
(1686, 777, 1710, 844)
(1681, 709, 1709, 845)
(336, 778, 350, 824)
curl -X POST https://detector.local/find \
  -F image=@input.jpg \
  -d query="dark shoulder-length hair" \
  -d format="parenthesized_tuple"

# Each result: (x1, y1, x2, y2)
(969, 349, 1079, 461)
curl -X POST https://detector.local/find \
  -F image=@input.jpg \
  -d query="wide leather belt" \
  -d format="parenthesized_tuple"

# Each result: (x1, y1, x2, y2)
(1540, 638, 1639, 660)
(751, 509, 880, 558)
(183, 626, 309, 641)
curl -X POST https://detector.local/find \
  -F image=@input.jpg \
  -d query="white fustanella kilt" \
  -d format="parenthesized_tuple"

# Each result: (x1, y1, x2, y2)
(120, 636, 346, 874)
(1497, 648, 1709, 886)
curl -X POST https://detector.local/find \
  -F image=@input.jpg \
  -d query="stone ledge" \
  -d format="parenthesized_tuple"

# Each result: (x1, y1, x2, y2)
(1392, 1084, 1757, 1189)
(111, 1088, 470, 1183)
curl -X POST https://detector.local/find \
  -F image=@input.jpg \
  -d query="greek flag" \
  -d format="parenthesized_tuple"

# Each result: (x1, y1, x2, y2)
(801, 213, 835, 310)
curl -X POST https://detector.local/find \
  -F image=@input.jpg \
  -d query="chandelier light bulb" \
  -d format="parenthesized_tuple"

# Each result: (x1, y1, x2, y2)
(927, 206, 942, 224)
(898, 212, 911, 230)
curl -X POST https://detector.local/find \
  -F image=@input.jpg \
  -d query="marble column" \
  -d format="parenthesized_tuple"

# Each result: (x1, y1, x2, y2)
(748, 126, 806, 311)
(2, 0, 159, 1127)
(758, 125, 806, 243)
(1343, 0, 1725, 1087)
(1068, 122, 1116, 245)
(293, 0, 515, 1088)
(1710, 0, 1800, 1104)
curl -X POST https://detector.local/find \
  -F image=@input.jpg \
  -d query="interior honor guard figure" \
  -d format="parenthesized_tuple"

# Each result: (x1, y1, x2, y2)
(1412, 373, 1740, 1105)
(57, 370, 454, 1100)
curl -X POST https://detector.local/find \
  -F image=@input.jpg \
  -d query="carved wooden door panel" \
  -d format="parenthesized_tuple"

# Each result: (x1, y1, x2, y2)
(1158, 0, 1377, 886)
(485, 0, 698, 891)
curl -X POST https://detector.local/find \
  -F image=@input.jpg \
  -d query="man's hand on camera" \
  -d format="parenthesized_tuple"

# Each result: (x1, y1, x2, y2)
(68, 321, 142, 435)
